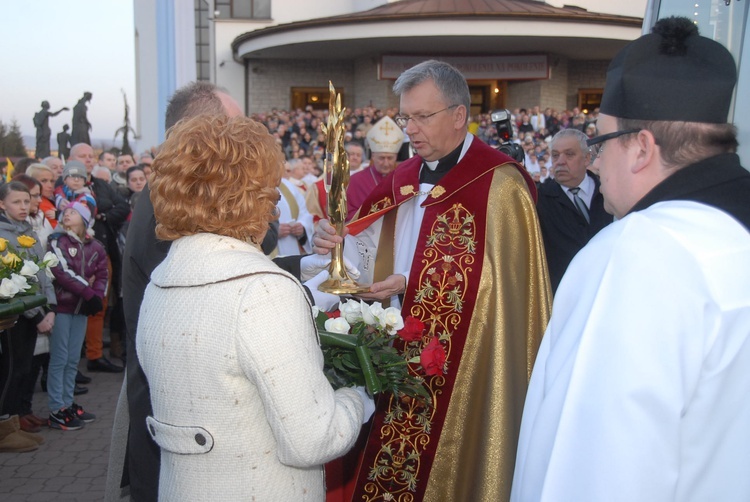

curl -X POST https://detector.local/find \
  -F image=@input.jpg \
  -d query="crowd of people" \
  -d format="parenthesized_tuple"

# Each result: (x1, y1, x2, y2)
(1, 91, 597, 439)
(0, 145, 154, 449)
(1, 15, 748, 502)
(247, 100, 601, 182)
(246, 96, 605, 255)
(0, 70, 602, 462)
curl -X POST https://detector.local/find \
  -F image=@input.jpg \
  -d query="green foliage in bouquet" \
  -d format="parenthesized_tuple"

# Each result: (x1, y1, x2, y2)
(315, 302, 431, 404)
(0, 235, 58, 301)
(0, 235, 57, 321)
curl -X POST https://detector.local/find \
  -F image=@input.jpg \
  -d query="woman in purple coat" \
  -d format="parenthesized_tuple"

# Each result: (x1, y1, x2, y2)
(46, 202, 108, 430)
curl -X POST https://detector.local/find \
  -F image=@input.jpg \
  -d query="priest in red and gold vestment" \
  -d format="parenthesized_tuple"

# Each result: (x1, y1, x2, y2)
(315, 60, 551, 501)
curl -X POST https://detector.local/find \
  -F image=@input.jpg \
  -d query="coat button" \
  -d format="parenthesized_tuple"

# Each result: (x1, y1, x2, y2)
(149, 424, 155, 436)
(195, 433, 206, 446)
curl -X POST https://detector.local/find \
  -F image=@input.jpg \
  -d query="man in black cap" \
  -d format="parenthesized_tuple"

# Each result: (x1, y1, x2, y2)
(512, 17, 750, 501)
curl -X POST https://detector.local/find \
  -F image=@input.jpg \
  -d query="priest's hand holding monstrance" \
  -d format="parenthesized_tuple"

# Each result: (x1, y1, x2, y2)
(317, 82, 370, 295)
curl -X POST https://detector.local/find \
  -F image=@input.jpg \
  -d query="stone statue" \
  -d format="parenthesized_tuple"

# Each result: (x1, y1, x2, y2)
(57, 125, 71, 161)
(71, 91, 93, 146)
(114, 90, 136, 156)
(33, 101, 68, 159)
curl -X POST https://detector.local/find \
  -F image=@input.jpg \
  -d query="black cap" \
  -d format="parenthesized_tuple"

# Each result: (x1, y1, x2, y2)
(600, 17, 737, 123)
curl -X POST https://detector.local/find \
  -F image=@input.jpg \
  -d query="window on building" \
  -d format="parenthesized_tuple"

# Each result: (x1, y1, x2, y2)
(468, 86, 489, 117)
(215, 0, 271, 19)
(195, 0, 210, 81)
(654, 0, 746, 65)
(468, 81, 507, 116)
(578, 89, 603, 115)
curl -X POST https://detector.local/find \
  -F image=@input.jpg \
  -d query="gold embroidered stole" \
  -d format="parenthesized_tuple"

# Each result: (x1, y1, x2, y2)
(278, 181, 300, 220)
(353, 165, 551, 501)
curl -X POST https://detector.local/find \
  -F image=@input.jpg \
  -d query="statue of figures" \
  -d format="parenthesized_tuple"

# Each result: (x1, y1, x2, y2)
(57, 125, 71, 161)
(71, 91, 93, 145)
(115, 90, 137, 156)
(33, 101, 68, 159)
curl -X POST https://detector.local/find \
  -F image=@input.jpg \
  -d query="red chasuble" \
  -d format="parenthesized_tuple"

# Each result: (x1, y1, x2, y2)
(344, 138, 551, 501)
(306, 178, 328, 223)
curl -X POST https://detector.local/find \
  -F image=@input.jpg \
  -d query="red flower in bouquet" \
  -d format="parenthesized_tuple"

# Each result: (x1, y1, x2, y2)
(420, 337, 446, 376)
(317, 300, 432, 403)
(397, 316, 425, 342)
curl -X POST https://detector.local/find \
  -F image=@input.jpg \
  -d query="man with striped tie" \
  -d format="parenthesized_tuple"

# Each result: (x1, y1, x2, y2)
(535, 128, 612, 293)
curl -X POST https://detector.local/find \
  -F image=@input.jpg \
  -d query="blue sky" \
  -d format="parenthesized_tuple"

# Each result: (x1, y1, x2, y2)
(0, 0, 136, 148)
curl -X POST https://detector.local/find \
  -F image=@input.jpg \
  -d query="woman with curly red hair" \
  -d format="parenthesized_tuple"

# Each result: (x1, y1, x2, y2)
(136, 114, 366, 500)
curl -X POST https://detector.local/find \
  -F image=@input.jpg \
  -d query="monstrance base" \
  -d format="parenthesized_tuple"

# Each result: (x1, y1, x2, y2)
(318, 278, 371, 295)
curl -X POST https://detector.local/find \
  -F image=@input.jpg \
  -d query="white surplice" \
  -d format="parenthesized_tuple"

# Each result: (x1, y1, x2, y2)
(512, 201, 750, 502)
(277, 178, 314, 256)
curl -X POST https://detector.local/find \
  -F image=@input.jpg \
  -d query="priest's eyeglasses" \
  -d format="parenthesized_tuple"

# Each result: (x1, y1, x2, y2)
(587, 129, 641, 160)
(394, 105, 459, 128)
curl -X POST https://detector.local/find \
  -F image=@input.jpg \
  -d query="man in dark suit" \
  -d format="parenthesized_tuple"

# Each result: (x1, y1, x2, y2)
(536, 129, 613, 293)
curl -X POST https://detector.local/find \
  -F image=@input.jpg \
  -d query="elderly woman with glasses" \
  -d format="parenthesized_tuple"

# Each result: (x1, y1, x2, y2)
(137, 114, 367, 501)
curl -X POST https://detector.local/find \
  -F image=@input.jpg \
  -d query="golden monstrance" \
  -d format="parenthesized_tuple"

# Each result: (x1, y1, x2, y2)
(318, 82, 370, 295)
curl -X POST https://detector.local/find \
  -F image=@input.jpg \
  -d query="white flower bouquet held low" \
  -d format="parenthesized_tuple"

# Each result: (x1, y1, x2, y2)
(315, 299, 432, 404)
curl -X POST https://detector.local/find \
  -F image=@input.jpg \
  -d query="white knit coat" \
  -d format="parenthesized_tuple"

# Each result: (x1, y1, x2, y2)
(136, 233, 364, 501)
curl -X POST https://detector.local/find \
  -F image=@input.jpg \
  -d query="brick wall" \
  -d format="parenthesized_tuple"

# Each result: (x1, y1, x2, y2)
(246, 59, 355, 112)
(507, 79, 542, 111)
(540, 56, 569, 111)
(353, 57, 399, 110)
(507, 56, 569, 112)
(244, 56, 611, 115)
(566, 60, 608, 110)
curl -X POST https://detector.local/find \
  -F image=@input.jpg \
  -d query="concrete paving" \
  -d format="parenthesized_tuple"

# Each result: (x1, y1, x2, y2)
(0, 358, 125, 501)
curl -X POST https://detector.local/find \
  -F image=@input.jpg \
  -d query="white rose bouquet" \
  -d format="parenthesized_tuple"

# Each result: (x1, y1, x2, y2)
(315, 299, 430, 403)
(0, 236, 57, 318)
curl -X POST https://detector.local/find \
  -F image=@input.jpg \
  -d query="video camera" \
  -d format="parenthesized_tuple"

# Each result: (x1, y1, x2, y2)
(490, 109, 525, 164)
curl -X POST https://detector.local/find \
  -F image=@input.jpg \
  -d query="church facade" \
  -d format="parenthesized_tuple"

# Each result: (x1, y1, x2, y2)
(134, 0, 646, 146)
